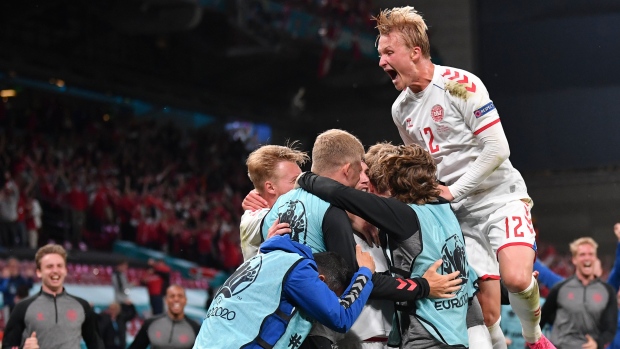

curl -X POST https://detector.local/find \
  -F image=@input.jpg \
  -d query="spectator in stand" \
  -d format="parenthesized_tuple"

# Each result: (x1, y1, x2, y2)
(24, 189, 43, 249)
(16, 184, 28, 247)
(128, 285, 200, 349)
(141, 259, 170, 315)
(112, 260, 133, 304)
(117, 176, 139, 242)
(0, 257, 35, 312)
(97, 301, 137, 349)
(541, 237, 617, 349)
(0, 168, 20, 247)
(66, 176, 89, 248)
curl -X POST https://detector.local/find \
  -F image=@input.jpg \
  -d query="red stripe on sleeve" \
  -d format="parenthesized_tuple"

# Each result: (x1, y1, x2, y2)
(473, 118, 501, 135)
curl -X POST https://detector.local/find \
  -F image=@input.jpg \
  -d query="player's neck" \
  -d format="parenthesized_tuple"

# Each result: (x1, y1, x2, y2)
(576, 272, 595, 285)
(42, 284, 64, 296)
(168, 312, 184, 321)
(265, 194, 277, 208)
(407, 60, 434, 93)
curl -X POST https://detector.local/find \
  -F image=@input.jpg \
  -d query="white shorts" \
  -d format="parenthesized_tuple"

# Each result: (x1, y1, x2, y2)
(455, 199, 536, 280)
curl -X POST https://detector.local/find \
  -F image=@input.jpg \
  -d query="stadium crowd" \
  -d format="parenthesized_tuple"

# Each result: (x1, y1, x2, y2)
(1, 4, 620, 349)
(0, 93, 248, 272)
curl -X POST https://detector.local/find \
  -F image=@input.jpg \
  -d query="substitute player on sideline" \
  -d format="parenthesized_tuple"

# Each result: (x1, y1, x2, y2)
(240, 143, 309, 260)
(374, 7, 552, 349)
(2, 244, 104, 349)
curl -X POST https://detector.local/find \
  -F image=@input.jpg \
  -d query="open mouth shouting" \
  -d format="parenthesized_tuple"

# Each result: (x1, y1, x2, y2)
(385, 67, 398, 83)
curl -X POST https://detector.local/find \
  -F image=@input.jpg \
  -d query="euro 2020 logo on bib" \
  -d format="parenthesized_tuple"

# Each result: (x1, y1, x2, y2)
(277, 200, 308, 245)
(441, 234, 468, 294)
(217, 256, 262, 299)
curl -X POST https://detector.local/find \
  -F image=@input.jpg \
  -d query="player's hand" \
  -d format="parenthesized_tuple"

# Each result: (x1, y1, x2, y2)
(505, 337, 512, 346)
(267, 218, 291, 239)
(422, 260, 462, 298)
(24, 331, 39, 349)
(582, 334, 597, 349)
(348, 212, 380, 247)
(242, 190, 268, 211)
(294, 172, 306, 190)
(438, 185, 454, 202)
(356, 245, 375, 274)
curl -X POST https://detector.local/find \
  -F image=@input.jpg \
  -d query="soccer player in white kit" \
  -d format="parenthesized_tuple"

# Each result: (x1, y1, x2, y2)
(240, 144, 309, 260)
(374, 7, 554, 349)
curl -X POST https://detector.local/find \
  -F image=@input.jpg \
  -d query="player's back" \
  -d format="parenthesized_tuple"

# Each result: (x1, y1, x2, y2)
(261, 188, 331, 253)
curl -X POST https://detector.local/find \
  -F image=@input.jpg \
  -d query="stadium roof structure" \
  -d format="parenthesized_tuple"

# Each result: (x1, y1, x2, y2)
(0, 0, 394, 125)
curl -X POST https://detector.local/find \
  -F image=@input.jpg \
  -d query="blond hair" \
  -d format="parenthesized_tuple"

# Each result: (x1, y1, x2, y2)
(372, 144, 440, 204)
(35, 244, 67, 269)
(373, 6, 431, 59)
(311, 129, 364, 175)
(246, 143, 309, 194)
(569, 237, 598, 257)
(365, 142, 398, 194)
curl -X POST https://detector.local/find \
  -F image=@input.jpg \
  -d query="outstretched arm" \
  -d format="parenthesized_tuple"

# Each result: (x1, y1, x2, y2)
(285, 259, 373, 333)
(533, 258, 564, 289)
(607, 231, 620, 291)
(302, 173, 462, 301)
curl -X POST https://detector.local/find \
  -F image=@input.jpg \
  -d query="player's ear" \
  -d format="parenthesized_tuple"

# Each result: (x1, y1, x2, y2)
(264, 181, 276, 195)
(342, 162, 352, 177)
(410, 46, 420, 60)
(318, 274, 326, 283)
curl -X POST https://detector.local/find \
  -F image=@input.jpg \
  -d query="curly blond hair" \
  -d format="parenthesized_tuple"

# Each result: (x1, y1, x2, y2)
(365, 142, 398, 194)
(373, 6, 431, 59)
(246, 143, 309, 194)
(371, 144, 440, 204)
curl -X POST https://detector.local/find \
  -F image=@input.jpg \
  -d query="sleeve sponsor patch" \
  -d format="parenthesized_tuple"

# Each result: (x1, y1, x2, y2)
(473, 102, 496, 118)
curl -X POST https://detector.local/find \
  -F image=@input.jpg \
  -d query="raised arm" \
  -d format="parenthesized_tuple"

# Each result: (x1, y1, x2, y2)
(308, 174, 461, 301)
(533, 258, 564, 289)
(607, 227, 620, 291)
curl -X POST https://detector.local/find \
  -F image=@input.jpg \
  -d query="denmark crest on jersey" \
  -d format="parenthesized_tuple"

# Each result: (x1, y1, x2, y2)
(431, 104, 444, 122)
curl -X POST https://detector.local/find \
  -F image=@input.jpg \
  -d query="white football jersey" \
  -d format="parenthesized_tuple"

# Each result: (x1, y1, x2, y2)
(392, 65, 529, 205)
(239, 208, 268, 261)
(346, 234, 393, 341)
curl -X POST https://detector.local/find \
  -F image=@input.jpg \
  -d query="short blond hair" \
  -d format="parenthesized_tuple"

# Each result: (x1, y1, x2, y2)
(311, 129, 364, 175)
(365, 142, 398, 194)
(35, 244, 67, 269)
(373, 6, 431, 59)
(246, 143, 309, 194)
(569, 237, 598, 257)
(371, 144, 440, 204)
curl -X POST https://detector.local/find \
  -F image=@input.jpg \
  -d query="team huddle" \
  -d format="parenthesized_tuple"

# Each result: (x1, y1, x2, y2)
(195, 6, 553, 349)
(1, 5, 568, 349)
